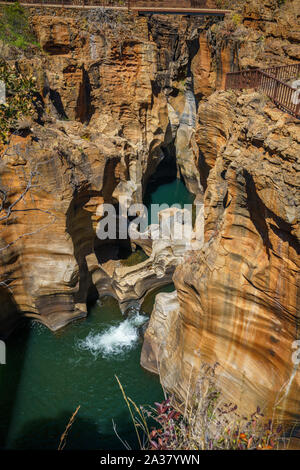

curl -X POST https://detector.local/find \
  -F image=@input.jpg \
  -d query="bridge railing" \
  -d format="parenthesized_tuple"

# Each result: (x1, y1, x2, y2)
(225, 64, 300, 118)
(1, 0, 127, 5)
(225, 69, 262, 90)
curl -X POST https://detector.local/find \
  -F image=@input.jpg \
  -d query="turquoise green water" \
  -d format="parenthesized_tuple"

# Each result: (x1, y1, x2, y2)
(144, 178, 195, 225)
(0, 285, 175, 450)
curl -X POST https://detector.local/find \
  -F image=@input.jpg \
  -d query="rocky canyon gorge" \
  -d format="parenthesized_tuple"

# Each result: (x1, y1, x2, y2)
(0, 0, 299, 434)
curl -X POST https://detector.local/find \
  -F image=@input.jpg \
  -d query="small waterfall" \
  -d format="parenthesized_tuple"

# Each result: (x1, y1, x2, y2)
(77, 307, 147, 359)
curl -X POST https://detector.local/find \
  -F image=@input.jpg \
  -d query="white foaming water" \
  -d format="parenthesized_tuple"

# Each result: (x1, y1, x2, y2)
(77, 311, 147, 359)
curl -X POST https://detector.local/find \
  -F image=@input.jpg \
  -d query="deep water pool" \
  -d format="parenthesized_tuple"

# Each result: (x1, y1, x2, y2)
(0, 287, 174, 450)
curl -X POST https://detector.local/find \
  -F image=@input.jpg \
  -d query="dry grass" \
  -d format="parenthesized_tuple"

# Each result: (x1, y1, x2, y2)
(115, 364, 293, 450)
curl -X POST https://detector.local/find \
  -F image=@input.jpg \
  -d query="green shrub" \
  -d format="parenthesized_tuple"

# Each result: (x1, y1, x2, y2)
(0, 61, 37, 144)
(0, 2, 38, 50)
(120, 248, 148, 267)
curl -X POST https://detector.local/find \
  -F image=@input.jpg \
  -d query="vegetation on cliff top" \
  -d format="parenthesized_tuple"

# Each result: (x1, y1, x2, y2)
(0, 2, 38, 50)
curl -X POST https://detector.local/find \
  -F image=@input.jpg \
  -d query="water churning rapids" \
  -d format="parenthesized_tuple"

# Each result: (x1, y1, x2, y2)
(77, 306, 147, 359)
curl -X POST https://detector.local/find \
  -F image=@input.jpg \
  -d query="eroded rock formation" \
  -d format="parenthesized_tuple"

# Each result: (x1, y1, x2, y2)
(141, 90, 300, 422)
(140, 0, 300, 424)
(89, 206, 203, 312)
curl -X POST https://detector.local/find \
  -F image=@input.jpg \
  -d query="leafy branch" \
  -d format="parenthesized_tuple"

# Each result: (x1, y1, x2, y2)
(0, 60, 37, 144)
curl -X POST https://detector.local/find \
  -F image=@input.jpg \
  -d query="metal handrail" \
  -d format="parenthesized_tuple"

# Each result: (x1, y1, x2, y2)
(225, 64, 300, 118)
(0, 0, 216, 7)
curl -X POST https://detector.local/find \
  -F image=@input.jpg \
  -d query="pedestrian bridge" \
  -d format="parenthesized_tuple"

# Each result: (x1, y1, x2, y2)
(1, 0, 231, 16)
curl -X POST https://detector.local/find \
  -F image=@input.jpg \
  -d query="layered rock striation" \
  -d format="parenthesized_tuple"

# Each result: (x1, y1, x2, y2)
(0, 0, 299, 425)
(140, 0, 300, 423)
(141, 90, 300, 422)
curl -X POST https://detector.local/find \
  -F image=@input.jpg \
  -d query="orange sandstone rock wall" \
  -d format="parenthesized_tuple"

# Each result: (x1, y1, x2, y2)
(142, 91, 300, 422)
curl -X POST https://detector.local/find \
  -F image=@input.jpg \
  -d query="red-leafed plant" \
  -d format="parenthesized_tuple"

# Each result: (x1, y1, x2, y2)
(115, 364, 293, 450)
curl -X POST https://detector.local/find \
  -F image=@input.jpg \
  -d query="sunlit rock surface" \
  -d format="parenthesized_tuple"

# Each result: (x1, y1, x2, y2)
(141, 290, 179, 375)
(0, 0, 299, 428)
(89, 206, 203, 311)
